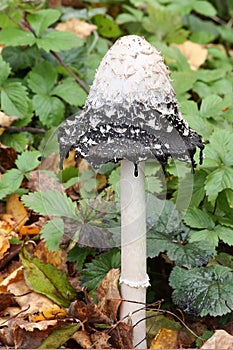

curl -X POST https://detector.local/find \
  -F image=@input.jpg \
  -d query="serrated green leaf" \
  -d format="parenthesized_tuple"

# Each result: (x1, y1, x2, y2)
(22, 190, 77, 218)
(15, 150, 41, 173)
(1, 81, 32, 119)
(68, 246, 93, 271)
(0, 133, 28, 153)
(205, 167, 233, 202)
(171, 71, 197, 95)
(92, 14, 122, 38)
(184, 208, 215, 229)
(39, 323, 81, 349)
(36, 31, 83, 52)
(204, 130, 233, 167)
(0, 168, 23, 200)
(169, 265, 233, 316)
(193, 1, 217, 16)
(33, 94, 65, 127)
(28, 61, 57, 95)
(146, 176, 163, 194)
(0, 56, 11, 85)
(81, 248, 120, 290)
(0, 28, 35, 46)
(189, 225, 233, 247)
(196, 68, 227, 83)
(189, 170, 206, 207)
(27, 9, 61, 37)
(200, 95, 225, 117)
(40, 218, 64, 251)
(20, 246, 77, 307)
(2, 46, 36, 72)
(52, 78, 87, 106)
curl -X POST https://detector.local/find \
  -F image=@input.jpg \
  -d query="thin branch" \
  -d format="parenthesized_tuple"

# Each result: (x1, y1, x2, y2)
(51, 50, 90, 94)
(0, 125, 46, 134)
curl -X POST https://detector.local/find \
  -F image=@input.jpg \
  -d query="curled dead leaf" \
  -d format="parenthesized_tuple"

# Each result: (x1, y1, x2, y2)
(6, 194, 29, 231)
(0, 112, 18, 136)
(91, 330, 111, 349)
(200, 330, 233, 350)
(150, 328, 178, 349)
(0, 234, 10, 260)
(56, 18, 97, 39)
(72, 329, 93, 349)
(174, 41, 208, 70)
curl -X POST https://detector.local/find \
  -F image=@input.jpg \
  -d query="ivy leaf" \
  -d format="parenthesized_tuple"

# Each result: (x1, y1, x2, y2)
(15, 150, 41, 174)
(22, 190, 77, 219)
(40, 218, 64, 251)
(0, 56, 11, 84)
(1, 81, 32, 119)
(0, 28, 35, 46)
(28, 61, 57, 95)
(36, 31, 83, 52)
(20, 246, 77, 307)
(169, 265, 233, 316)
(80, 248, 121, 290)
(33, 94, 65, 127)
(52, 78, 87, 106)
(27, 9, 61, 37)
(184, 208, 215, 229)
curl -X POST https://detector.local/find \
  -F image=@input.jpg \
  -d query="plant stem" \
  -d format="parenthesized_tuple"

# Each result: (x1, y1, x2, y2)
(120, 159, 149, 348)
(0, 125, 46, 134)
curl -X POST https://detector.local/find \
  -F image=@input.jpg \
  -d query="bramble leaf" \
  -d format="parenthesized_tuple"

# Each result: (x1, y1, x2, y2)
(27, 9, 61, 37)
(28, 61, 57, 95)
(33, 94, 65, 127)
(15, 150, 41, 173)
(169, 265, 233, 316)
(40, 218, 64, 251)
(0, 168, 23, 200)
(0, 56, 11, 84)
(36, 31, 83, 52)
(190, 225, 233, 247)
(1, 81, 32, 119)
(184, 208, 215, 229)
(22, 190, 77, 219)
(52, 78, 87, 106)
(0, 28, 35, 46)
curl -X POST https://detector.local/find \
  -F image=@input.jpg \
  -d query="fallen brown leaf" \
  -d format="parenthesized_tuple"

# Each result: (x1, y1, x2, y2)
(0, 143, 17, 171)
(56, 18, 97, 39)
(34, 240, 68, 272)
(0, 111, 18, 136)
(174, 41, 208, 70)
(200, 329, 233, 349)
(72, 329, 93, 348)
(0, 234, 10, 260)
(6, 194, 29, 231)
(91, 330, 111, 349)
(150, 328, 178, 349)
(96, 268, 121, 322)
(109, 321, 134, 349)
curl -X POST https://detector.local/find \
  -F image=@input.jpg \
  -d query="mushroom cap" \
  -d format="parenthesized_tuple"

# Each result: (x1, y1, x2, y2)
(59, 35, 204, 170)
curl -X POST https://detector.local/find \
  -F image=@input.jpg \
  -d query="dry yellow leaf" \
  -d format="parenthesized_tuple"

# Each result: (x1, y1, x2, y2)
(150, 328, 178, 349)
(0, 111, 18, 136)
(175, 41, 208, 70)
(0, 234, 10, 260)
(6, 194, 29, 231)
(56, 18, 97, 39)
(30, 304, 66, 322)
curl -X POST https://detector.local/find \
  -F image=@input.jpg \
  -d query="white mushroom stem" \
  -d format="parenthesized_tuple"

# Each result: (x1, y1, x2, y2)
(120, 159, 150, 349)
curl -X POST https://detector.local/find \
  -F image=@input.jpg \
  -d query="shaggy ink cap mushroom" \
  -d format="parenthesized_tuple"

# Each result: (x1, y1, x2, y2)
(58, 35, 204, 174)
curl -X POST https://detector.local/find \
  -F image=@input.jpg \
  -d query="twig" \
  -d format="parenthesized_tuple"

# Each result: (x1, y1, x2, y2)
(51, 50, 90, 94)
(0, 125, 46, 134)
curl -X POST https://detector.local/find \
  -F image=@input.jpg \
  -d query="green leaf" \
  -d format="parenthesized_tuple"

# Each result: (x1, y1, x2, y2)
(193, 1, 217, 16)
(0, 28, 35, 46)
(52, 78, 87, 106)
(0, 56, 11, 85)
(146, 176, 163, 195)
(190, 225, 233, 247)
(28, 61, 57, 95)
(15, 150, 41, 173)
(171, 71, 197, 95)
(216, 253, 233, 269)
(39, 324, 81, 349)
(189, 170, 206, 207)
(92, 14, 122, 38)
(68, 246, 93, 271)
(81, 248, 120, 290)
(2, 46, 36, 72)
(40, 218, 64, 251)
(1, 81, 32, 119)
(205, 167, 233, 202)
(169, 265, 233, 316)
(0, 168, 23, 200)
(33, 94, 65, 127)
(22, 190, 77, 219)
(36, 31, 83, 52)
(20, 246, 77, 307)
(0, 133, 28, 153)
(27, 9, 61, 37)
(184, 208, 215, 229)
(200, 95, 226, 118)
(204, 130, 233, 167)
